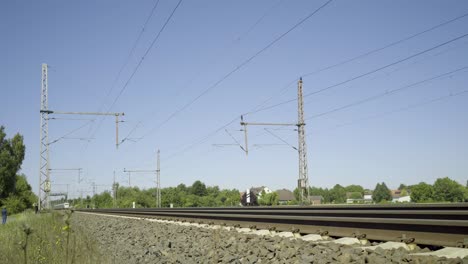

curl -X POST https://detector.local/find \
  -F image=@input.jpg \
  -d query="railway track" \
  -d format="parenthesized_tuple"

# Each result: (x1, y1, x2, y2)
(78, 203, 468, 248)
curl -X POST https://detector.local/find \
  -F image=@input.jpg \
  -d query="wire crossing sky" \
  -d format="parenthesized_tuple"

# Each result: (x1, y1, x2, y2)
(1, 0, 468, 198)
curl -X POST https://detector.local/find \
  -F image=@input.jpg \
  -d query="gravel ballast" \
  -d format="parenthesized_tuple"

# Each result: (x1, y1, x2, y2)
(72, 212, 467, 264)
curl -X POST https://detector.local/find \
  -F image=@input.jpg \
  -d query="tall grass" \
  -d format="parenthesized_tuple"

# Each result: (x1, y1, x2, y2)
(0, 210, 109, 264)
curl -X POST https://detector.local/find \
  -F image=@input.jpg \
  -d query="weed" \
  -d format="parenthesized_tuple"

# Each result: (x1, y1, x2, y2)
(20, 223, 33, 264)
(0, 211, 108, 264)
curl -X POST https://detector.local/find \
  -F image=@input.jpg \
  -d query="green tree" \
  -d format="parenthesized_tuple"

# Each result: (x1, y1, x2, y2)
(206, 186, 220, 198)
(433, 177, 465, 202)
(410, 182, 434, 203)
(329, 184, 346, 203)
(348, 192, 363, 199)
(218, 189, 241, 206)
(0, 128, 36, 214)
(309, 187, 331, 203)
(373, 182, 392, 203)
(345, 185, 364, 194)
(400, 189, 409, 197)
(162, 187, 184, 207)
(3, 174, 35, 214)
(116, 186, 141, 208)
(0, 126, 26, 199)
(190, 180, 207, 196)
(176, 184, 187, 193)
(183, 194, 201, 207)
(92, 191, 113, 208)
(14, 174, 37, 208)
(258, 191, 279, 206)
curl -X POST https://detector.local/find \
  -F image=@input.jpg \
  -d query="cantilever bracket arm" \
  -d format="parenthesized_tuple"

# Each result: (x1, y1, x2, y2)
(46, 110, 125, 149)
(50, 111, 124, 116)
(240, 115, 298, 156)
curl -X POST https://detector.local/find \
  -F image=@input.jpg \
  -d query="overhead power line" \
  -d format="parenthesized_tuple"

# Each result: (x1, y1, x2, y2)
(156, 12, 468, 163)
(106, 0, 183, 113)
(145, 9, 468, 165)
(252, 65, 468, 141)
(120, 0, 284, 145)
(264, 128, 297, 151)
(49, 120, 94, 145)
(306, 66, 468, 120)
(249, 32, 468, 115)
(88, 0, 161, 133)
(163, 117, 239, 162)
(103, 0, 161, 103)
(245, 11, 468, 115)
(307, 89, 468, 136)
(138, 0, 334, 140)
(302, 12, 468, 79)
(88, 0, 183, 142)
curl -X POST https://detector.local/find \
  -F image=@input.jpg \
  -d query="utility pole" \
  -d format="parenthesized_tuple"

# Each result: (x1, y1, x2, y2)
(123, 149, 160, 207)
(113, 170, 117, 207)
(91, 181, 96, 197)
(240, 78, 310, 204)
(80, 189, 83, 208)
(123, 169, 131, 186)
(39, 63, 51, 211)
(38, 64, 125, 210)
(297, 78, 309, 203)
(157, 149, 161, 208)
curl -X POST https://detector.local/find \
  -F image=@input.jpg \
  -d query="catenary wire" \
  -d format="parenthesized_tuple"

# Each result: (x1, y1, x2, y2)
(248, 32, 468, 115)
(49, 120, 94, 145)
(306, 90, 468, 137)
(120, 0, 284, 144)
(244, 11, 468, 115)
(163, 32, 468, 164)
(305, 66, 468, 120)
(130, 3, 466, 152)
(87, 0, 161, 134)
(87, 0, 183, 144)
(142, 10, 468, 164)
(137, 0, 334, 141)
(251, 65, 468, 141)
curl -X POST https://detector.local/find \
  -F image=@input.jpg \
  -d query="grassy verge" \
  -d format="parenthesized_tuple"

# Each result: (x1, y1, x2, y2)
(0, 210, 108, 264)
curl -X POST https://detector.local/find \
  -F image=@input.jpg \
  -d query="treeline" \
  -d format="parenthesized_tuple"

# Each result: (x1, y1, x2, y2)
(71, 176, 467, 209)
(409, 177, 467, 203)
(0, 127, 37, 214)
(72, 180, 241, 209)
(308, 177, 467, 203)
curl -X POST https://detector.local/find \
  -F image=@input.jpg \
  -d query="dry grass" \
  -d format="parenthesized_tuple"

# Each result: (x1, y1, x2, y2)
(0, 210, 109, 264)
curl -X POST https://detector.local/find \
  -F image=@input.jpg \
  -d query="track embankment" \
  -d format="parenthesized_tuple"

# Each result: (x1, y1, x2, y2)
(80, 204, 468, 247)
(74, 212, 467, 264)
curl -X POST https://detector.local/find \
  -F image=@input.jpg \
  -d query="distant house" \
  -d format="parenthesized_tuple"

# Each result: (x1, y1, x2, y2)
(393, 196, 411, 203)
(241, 186, 272, 206)
(346, 192, 364, 204)
(276, 189, 294, 205)
(391, 189, 411, 203)
(309, 195, 323, 205)
(363, 194, 373, 203)
(391, 189, 402, 198)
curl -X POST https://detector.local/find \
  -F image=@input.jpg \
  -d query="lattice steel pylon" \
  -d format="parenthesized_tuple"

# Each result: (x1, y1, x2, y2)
(297, 77, 310, 204)
(38, 63, 51, 210)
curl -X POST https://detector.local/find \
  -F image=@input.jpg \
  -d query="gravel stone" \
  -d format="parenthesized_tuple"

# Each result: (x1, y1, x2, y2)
(72, 213, 460, 263)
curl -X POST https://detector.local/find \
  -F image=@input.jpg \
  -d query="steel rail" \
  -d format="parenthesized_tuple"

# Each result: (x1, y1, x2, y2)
(78, 204, 468, 247)
(84, 208, 468, 220)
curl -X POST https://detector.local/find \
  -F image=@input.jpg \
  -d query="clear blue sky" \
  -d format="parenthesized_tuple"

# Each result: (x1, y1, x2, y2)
(2, 0, 467, 199)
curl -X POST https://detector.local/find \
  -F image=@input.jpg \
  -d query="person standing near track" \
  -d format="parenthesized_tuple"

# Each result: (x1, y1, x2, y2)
(1, 207, 7, 224)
